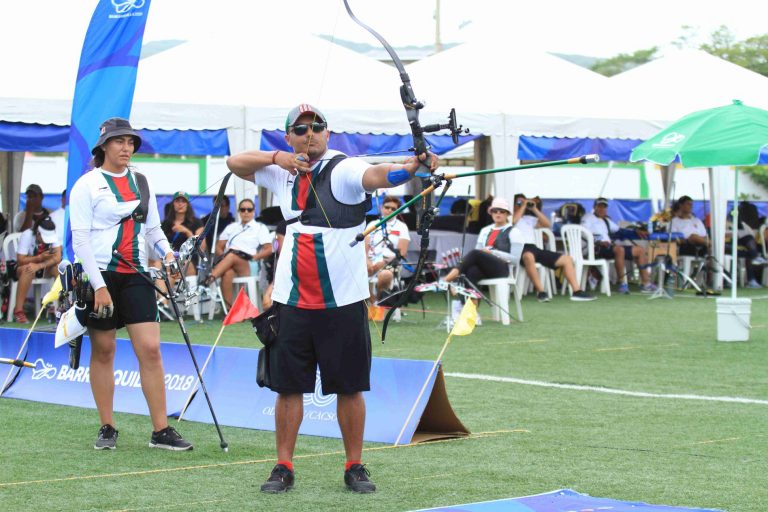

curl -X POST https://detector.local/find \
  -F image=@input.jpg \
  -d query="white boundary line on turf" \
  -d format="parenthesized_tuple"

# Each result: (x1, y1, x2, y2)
(445, 372, 768, 405)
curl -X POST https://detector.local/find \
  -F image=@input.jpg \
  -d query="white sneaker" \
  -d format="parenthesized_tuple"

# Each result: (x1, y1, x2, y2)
(746, 279, 762, 289)
(751, 256, 767, 265)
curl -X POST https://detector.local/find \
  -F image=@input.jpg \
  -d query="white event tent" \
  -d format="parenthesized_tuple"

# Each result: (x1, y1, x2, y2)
(404, 38, 662, 201)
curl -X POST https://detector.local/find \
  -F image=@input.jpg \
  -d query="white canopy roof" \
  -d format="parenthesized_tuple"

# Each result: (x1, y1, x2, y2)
(405, 39, 661, 140)
(609, 49, 768, 121)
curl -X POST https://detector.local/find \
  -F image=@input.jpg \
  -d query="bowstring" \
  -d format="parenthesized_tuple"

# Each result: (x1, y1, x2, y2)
(297, 3, 384, 341)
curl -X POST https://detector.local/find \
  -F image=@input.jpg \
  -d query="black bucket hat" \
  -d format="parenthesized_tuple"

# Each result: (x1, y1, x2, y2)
(91, 117, 142, 155)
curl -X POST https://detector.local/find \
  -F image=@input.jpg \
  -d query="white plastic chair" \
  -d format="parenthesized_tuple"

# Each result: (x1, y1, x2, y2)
(560, 224, 611, 296)
(478, 263, 523, 324)
(535, 227, 557, 297)
(3, 233, 55, 322)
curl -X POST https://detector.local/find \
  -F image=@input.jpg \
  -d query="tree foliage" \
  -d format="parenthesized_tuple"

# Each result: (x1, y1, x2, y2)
(590, 47, 658, 77)
(591, 25, 768, 78)
(701, 27, 768, 77)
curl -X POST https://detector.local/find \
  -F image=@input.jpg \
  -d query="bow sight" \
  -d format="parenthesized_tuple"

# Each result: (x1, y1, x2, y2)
(419, 108, 470, 146)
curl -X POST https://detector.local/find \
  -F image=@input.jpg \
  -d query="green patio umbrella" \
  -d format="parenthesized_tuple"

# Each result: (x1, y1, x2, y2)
(630, 100, 768, 300)
(630, 100, 768, 167)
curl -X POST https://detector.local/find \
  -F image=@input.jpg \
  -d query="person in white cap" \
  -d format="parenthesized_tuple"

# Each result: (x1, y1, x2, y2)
(227, 103, 438, 494)
(12, 216, 62, 323)
(69, 117, 192, 452)
(443, 197, 523, 290)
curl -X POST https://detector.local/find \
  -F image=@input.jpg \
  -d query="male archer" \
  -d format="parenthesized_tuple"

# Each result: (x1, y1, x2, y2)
(227, 104, 437, 494)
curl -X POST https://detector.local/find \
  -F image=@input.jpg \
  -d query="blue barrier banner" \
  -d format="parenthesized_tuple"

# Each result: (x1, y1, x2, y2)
(0, 328, 26, 360)
(63, 0, 152, 259)
(416, 488, 723, 512)
(1, 329, 208, 416)
(0, 328, 468, 445)
(0, 328, 28, 392)
(180, 347, 467, 444)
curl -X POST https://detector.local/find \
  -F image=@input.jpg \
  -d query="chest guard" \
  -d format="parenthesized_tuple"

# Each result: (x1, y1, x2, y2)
(491, 226, 513, 253)
(297, 155, 372, 229)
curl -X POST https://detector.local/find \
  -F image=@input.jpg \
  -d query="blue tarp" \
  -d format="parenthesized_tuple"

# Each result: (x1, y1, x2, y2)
(520, 135, 768, 164)
(0, 122, 230, 156)
(260, 130, 480, 157)
(417, 488, 722, 512)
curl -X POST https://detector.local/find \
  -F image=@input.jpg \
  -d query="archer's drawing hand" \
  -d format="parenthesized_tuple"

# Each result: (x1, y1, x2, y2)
(279, 152, 312, 176)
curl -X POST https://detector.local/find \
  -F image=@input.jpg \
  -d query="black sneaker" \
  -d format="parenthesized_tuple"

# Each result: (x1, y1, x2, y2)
(537, 292, 550, 303)
(260, 464, 294, 493)
(94, 424, 118, 450)
(570, 290, 597, 302)
(344, 463, 376, 493)
(149, 426, 193, 451)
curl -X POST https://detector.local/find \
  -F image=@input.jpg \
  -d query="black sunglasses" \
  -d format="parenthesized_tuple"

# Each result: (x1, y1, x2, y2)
(290, 122, 327, 136)
(239, 207, 254, 213)
(490, 208, 508, 214)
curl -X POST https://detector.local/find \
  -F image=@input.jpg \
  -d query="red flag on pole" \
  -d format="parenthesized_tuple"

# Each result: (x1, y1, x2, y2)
(222, 288, 261, 326)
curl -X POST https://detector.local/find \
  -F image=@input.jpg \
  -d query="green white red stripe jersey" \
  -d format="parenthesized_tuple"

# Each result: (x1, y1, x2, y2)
(254, 150, 371, 309)
(69, 168, 163, 273)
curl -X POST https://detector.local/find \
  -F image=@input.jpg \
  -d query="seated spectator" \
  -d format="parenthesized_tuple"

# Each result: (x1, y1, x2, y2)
(261, 220, 286, 311)
(205, 198, 272, 307)
(12, 216, 62, 323)
(200, 195, 235, 256)
(443, 197, 518, 314)
(671, 195, 708, 257)
(364, 196, 410, 308)
(150, 191, 204, 314)
(444, 197, 595, 305)
(49, 190, 67, 244)
(160, 191, 204, 274)
(725, 217, 765, 288)
(581, 197, 656, 294)
(14, 184, 49, 233)
(509, 194, 596, 302)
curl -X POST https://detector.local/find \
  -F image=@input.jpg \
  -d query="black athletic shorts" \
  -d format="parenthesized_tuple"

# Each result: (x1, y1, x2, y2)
(522, 244, 561, 269)
(88, 271, 158, 331)
(267, 301, 371, 395)
(595, 244, 615, 260)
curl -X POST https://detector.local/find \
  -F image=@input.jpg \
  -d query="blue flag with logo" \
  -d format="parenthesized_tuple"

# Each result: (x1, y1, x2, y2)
(63, 0, 152, 258)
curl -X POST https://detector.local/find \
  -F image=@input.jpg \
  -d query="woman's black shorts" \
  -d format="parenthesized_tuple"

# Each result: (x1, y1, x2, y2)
(88, 271, 158, 331)
(267, 301, 371, 395)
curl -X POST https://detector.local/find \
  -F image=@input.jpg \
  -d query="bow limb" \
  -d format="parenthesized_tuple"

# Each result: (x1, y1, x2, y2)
(194, 172, 232, 257)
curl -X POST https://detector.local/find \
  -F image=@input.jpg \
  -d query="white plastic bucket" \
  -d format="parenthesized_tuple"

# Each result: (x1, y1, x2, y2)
(716, 298, 752, 342)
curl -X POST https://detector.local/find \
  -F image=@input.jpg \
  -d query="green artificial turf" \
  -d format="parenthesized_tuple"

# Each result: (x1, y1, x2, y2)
(0, 289, 766, 511)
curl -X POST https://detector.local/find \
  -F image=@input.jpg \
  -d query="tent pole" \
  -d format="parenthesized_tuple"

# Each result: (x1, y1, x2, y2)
(731, 169, 739, 299)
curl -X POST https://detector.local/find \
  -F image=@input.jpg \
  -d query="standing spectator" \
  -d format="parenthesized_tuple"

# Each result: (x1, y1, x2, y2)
(12, 216, 62, 323)
(581, 197, 656, 294)
(14, 184, 49, 233)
